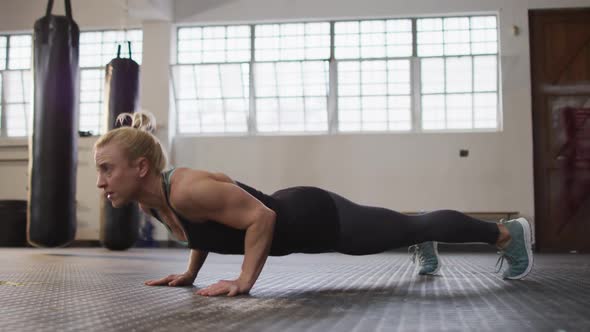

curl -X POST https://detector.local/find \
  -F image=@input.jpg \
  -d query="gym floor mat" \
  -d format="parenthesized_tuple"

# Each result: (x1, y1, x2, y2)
(0, 248, 588, 331)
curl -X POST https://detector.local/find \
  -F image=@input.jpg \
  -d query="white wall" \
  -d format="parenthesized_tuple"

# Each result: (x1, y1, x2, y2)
(172, 0, 588, 224)
(1, 0, 590, 242)
(0, 0, 143, 32)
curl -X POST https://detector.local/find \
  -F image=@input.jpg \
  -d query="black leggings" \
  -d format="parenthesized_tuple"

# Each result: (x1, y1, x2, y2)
(327, 192, 500, 255)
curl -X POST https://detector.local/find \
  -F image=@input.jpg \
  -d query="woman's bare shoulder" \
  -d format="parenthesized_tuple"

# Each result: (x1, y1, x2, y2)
(168, 168, 236, 209)
(170, 168, 235, 185)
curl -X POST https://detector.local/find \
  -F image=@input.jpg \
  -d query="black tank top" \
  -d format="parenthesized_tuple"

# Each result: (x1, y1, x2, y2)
(151, 168, 340, 256)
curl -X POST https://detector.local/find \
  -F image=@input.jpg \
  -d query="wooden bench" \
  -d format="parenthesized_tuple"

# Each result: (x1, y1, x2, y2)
(402, 211, 520, 222)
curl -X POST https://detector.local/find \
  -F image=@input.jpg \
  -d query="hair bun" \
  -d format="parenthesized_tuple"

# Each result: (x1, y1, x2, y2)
(115, 111, 157, 133)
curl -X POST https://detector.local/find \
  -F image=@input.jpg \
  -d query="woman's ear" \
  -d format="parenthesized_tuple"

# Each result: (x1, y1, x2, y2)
(136, 157, 151, 178)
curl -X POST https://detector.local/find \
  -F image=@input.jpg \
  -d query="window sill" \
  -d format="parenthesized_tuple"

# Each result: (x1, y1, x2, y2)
(0, 137, 28, 147)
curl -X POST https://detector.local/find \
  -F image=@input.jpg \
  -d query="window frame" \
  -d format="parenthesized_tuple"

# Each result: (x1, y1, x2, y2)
(0, 29, 144, 138)
(173, 14, 501, 136)
(0, 33, 33, 138)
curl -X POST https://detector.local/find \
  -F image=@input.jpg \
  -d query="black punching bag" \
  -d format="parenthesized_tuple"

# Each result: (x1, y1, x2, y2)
(100, 43, 141, 251)
(28, 0, 79, 247)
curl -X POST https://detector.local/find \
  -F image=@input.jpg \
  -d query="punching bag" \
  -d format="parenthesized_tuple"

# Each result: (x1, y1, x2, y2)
(100, 43, 141, 251)
(28, 0, 79, 247)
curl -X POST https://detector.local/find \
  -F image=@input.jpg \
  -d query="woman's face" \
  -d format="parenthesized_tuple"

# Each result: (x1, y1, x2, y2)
(94, 143, 141, 207)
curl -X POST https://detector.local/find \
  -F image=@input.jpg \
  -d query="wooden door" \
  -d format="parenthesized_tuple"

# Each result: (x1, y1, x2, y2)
(530, 8, 590, 252)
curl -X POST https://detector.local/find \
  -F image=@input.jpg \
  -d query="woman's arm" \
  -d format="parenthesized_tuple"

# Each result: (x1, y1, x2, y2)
(230, 208, 275, 292)
(140, 202, 209, 287)
(144, 248, 208, 287)
(187, 249, 208, 278)
(172, 178, 276, 296)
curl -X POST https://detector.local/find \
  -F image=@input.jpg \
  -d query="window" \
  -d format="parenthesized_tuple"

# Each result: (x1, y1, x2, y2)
(335, 19, 412, 131)
(255, 22, 330, 132)
(174, 26, 251, 134)
(418, 17, 498, 129)
(79, 29, 142, 134)
(0, 30, 143, 137)
(0, 34, 32, 137)
(173, 14, 499, 135)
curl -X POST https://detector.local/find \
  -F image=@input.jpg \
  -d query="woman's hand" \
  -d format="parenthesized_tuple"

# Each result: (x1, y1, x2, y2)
(144, 272, 196, 287)
(196, 279, 251, 297)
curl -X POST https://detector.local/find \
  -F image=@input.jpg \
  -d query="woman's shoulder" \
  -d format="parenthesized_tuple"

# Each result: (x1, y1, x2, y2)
(167, 168, 235, 208)
(169, 168, 228, 184)
(170, 168, 235, 186)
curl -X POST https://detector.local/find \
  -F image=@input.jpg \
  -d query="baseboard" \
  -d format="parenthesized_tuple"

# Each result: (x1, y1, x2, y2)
(1, 240, 187, 249)
(391, 243, 498, 253)
(70, 240, 186, 249)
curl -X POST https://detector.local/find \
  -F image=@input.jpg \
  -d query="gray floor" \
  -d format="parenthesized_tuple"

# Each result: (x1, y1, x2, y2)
(0, 248, 589, 332)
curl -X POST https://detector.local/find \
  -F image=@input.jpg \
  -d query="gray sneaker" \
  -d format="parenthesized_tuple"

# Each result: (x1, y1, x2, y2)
(495, 217, 534, 280)
(409, 241, 440, 275)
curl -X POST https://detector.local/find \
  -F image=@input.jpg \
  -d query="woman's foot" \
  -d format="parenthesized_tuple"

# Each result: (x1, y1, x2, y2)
(495, 218, 534, 279)
(409, 241, 441, 275)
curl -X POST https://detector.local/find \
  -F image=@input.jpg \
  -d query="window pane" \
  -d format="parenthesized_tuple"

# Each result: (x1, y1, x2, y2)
(418, 16, 498, 131)
(0, 36, 6, 70)
(362, 96, 387, 131)
(221, 65, 248, 98)
(474, 92, 497, 128)
(444, 29, 470, 56)
(446, 93, 473, 129)
(278, 62, 303, 97)
(417, 18, 443, 57)
(422, 94, 446, 130)
(176, 66, 197, 99)
(80, 30, 143, 68)
(255, 61, 329, 132)
(361, 61, 387, 96)
(79, 69, 104, 133)
(195, 65, 222, 98)
(2, 70, 32, 136)
(6, 104, 29, 137)
(200, 99, 225, 132)
(257, 98, 279, 132)
(421, 58, 444, 94)
(255, 22, 329, 61)
(388, 60, 411, 95)
(5, 71, 31, 104)
(388, 95, 411, 130)
(471, 16, 497, 29)
(100, 31, 121, 66)
(79, 103, 101, 134)
(178, 99, 200, 133)
(255, 63, 277, 97)
(178, 26, 250, 64)
(305, 97, 328, 131)
(303, 61, 329, 96)
(279, 98, 305, 132)
(418, 16, 497, 57)
(335, 22, 360, 59)
(471, 16, 497, 54)
(8, 35, 32, 70)
(172, 64, 249, 134)
(336, 19, 412, 59)
(0, 73, 2, 129)
(338, 59, 411, 131)
(473, 55, 497, 92)
(337, 61, 361, 96)
(445, 57, 472, 93)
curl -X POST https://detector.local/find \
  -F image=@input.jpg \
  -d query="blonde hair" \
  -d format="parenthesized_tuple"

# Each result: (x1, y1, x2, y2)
(94, 111, 168, 174)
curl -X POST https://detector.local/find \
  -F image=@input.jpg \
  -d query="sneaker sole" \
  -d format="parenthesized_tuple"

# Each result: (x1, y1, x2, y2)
(504, 217, 534, 280)
(420, 241, 441, 275)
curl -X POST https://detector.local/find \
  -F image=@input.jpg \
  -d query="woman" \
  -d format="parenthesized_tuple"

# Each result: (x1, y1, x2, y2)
(94, 112, 533, 297)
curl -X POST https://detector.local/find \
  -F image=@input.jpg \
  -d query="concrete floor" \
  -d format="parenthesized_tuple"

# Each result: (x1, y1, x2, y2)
(0, 248, 589, 332)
